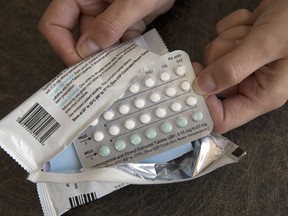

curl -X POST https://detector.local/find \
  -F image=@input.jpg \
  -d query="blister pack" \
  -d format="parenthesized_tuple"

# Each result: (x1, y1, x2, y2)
(73, 50, 213, 168)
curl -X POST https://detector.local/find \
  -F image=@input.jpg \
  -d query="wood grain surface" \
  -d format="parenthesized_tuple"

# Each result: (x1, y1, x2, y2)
(0, 0, 287, 215)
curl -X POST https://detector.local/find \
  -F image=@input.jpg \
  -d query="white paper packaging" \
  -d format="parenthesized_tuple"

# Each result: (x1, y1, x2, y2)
(0, 29, 167, 172)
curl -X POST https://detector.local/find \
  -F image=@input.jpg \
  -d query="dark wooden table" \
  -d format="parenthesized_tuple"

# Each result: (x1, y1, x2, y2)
(0, 0, 287, 215)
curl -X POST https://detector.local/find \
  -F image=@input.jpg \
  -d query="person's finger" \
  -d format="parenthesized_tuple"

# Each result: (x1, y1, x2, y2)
(39, 0, 81, 65)
(216, 9, 254, 34)
(76, 0, 174, 59)
(79, 15, 96, 35)
(120, 20, 147, 41)
(204, 39, 240, 98)
(204, 40, 238, 66)
(205, 58, 288, 134)
(192, 62, 203, 76)
(193, 24, 286, 96)
(204, 26, 252, 98)
(252, 0, 276, 20)
(198, 0, 288, 96)
(39, 0, 108, 66)
(217, 25, 251, 40)
(121, 0, 175, 42)
(204, 25, 250, 65)
(204, 40, 240, 98)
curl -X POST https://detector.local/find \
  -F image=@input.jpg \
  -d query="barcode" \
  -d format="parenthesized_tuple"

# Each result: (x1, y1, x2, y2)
(69, 192, 97, 208)
(17, 103, 60, 144)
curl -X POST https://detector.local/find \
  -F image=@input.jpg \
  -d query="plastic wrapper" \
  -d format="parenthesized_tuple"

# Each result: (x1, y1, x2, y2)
(0, 29, 166, 172)
(30, 133, 245, 215)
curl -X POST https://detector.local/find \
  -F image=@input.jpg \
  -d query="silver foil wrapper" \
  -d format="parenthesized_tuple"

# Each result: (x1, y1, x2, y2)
(114, 133, 246, 184)
(29, 133, 246, 185)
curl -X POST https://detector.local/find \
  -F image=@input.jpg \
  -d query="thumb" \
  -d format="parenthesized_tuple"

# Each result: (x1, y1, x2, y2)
(76, 0, 162, 59)
(193, 31, 282, 95)
(194, 0, 288, 95)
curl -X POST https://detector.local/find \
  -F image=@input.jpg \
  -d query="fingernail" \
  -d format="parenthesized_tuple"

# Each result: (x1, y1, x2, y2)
(77, 38, 100, 59)
(193, 74, 216, 95)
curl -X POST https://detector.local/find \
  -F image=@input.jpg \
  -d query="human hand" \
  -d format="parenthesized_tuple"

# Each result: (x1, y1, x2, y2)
(39, 0, 175, 66)
(193, 0, 288, 133)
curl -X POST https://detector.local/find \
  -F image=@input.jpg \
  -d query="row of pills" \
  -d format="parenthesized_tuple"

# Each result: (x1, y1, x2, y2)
(93, 96, 200, 139)
(129, 78, 191, 96)
(97, 110, 203, 157)
(102, 94, 197, 123)
(93, 108, 203, 142)
(128, 64, 186, 94)
(101, 80, 193, 122)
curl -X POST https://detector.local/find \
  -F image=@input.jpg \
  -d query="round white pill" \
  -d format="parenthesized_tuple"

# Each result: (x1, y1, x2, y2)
(118, 104, 130, 114)
(171, 102, 182, 112)
(150, 92, 161, 103)
(140, 113, 151, 124)
(134, 98, 146, 108)
(89, 118, 99, 127)
(181, 80, 191, 91)
(160, 71, 170, 82)
(165, 86, 176, 97)
(109, 125, 120, 136)
(93, 131, 104, 142)
(155, 107, 167, 118)
(103, 109, 115, 121)
(144, 77, 155, 87)
(125, 119, 136, 130)
(175, 64, 186, 76)
(129, 83, 140, 93)
(99, 146, 110, 157)
(186, 96, 197, 106)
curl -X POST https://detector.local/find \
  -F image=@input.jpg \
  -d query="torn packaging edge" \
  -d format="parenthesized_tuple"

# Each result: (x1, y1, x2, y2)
(35, 134, 245, 216)
(0, 29, 164, 173)
(28, 134, 245, 185)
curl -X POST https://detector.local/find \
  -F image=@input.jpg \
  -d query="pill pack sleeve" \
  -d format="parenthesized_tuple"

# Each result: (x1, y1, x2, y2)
(0, 30, 164, 172)
(32, 133, 246, 216)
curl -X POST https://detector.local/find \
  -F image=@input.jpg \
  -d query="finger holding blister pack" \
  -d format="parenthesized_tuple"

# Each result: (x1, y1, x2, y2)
(73, 50, 214, 168)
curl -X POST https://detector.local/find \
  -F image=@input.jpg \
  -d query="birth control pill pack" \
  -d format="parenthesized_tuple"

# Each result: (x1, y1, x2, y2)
(73, 51, 213, 168)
